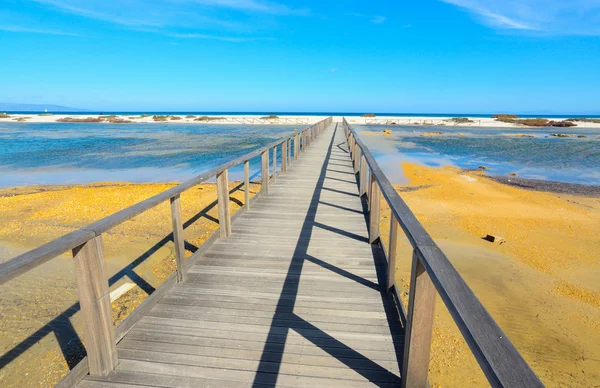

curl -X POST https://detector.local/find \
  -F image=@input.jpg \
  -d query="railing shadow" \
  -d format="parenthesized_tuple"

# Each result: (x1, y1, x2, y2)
(252, 124, 403, 387)
(0, 180, 251, 373)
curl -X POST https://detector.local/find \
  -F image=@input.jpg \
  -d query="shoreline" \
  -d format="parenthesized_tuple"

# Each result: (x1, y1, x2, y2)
(2, 114, 600, 128)
(2, 172, 599, 197)
(487, 175, 600, 197)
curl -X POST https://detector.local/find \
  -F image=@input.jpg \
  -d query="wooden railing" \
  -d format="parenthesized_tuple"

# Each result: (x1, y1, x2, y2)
(342, 118, 543, 388)
(0, 117, 332, 384)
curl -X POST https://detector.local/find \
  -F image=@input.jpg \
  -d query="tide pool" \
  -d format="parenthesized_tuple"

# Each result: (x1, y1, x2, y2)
(357, 125, 600, 186)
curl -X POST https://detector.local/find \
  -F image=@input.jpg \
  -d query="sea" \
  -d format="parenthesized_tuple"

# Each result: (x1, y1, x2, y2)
(0, 119, 599, 187)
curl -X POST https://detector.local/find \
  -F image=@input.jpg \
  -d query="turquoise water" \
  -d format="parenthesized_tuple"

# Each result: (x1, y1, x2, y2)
(2, 123, 599, 187)
(0, 123, 297, 187)
(358, 126, 600, 186)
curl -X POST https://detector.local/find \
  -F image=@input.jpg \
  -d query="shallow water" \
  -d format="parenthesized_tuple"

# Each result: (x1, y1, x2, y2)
(358, 125, 600, 185)
(0, 123, 298, 187)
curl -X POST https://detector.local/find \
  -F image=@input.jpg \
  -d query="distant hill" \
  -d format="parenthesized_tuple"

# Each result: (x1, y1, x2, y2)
(0, 102, 88, 112)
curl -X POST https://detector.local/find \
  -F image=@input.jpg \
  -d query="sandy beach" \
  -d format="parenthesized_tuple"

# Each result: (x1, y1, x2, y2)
(0, 181, 259, 387)
(382, 163, 600, 387)
(2, 114, 600, 128)
(0, 167, 598, 386)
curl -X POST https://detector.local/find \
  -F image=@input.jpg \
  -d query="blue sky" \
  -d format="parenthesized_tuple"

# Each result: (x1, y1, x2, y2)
(1, 0, 599, 113)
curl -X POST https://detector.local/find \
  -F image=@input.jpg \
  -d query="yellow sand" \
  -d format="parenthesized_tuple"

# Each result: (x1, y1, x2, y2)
(386, 163, 600, 387)
(0, 182, 258, 387)
(1, 174, 599, 386)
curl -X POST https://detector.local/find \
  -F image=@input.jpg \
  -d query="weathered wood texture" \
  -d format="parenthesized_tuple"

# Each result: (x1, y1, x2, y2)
(244, 160, 250, 209)
(261, 150, 269, 194)
(77, 122, 403, 387)
(282, 140, 288, 173)
(72, 236, 118, 377)
(170, 195, 187, 282)
(216, 169, 232, 238)
(401, 252, 436, 388)
(368, 175, 380, 244)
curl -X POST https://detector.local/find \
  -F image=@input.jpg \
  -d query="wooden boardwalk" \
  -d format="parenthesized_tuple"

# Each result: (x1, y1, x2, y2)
(79, 123, 404, 387)
(0, 117, 542, 387)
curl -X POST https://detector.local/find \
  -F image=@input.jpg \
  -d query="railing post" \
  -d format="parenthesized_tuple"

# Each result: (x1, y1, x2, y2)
(369, 174, 381, 243)
(354, 147, 361, 174)
(72, 235, 118, 377)
(388, 216, 398, 289)
(287, 138, 291, 166)
(272, 146, 277, 182)
(282, 141, 287, 173)
(294, 134, 299, 160)
(170, 194, 187, 282)
(216, 169, 232, 237)
(244, 160, 250, 209)
(359, 155, 368, 196)
(402, 250, 436, 388)
(261, 150, 269, 193)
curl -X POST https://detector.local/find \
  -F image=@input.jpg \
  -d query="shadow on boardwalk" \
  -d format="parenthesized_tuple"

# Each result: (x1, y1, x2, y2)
(252, 125, 405, 387)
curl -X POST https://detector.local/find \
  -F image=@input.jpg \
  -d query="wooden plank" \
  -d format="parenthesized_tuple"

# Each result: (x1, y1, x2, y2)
(272, 146, 277, 182)
(282, 140, 287, 173)
(244, 160, 250, 210)
(72, 235, 118, 377)
(294, 134, 299, 160)
(170, 194, 187, 282)
(118, 339, 400, 372)
(124, 330, 396, 362)
(117, 348, 399, 383)
(261, 150, 269, 194)
(359, 155, 368, 196)
(401, 251, 436, 388)
(112, 359, 398, 388)
(216, 169, 232, 238)
(369, 174, 381, 244)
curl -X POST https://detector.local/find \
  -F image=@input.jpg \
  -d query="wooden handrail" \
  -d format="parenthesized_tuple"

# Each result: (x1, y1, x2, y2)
(342, 118, 543, 388)
(0, 118, 331, 287)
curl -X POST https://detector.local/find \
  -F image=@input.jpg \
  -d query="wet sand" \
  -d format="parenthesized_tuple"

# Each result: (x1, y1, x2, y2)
(0, 182, 259, 387)
(382, 163, 600, 387)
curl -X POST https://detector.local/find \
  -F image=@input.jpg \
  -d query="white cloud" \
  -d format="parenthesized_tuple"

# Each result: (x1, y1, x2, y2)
(0, 24, 81, 36)
(440, 0, 600, 35)
(330, 67, 339, 73)
(23, 0, 308, 41)
(32, 0, 307, 27)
